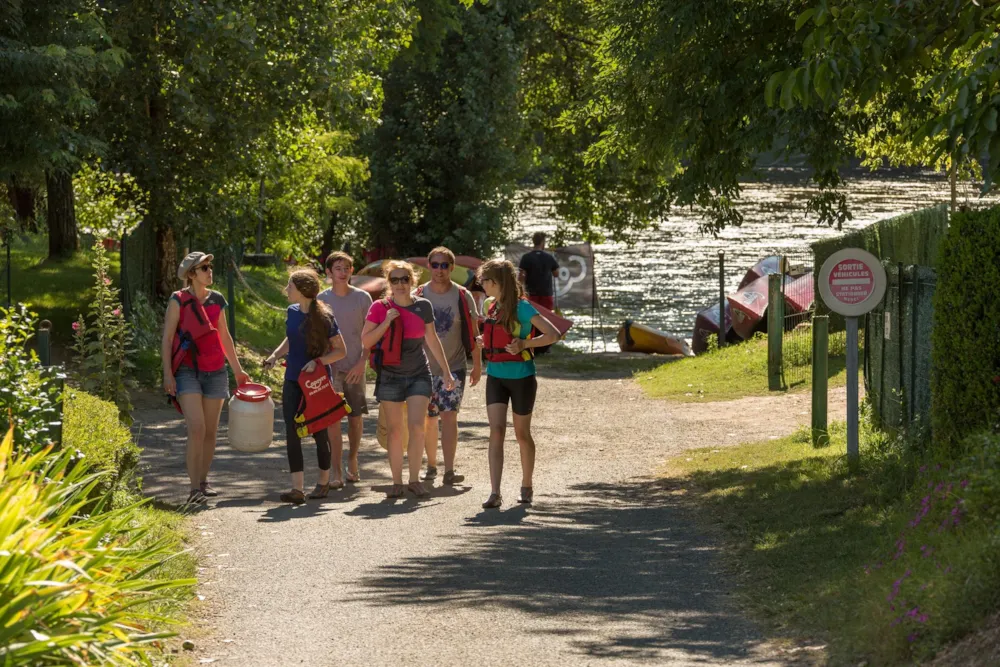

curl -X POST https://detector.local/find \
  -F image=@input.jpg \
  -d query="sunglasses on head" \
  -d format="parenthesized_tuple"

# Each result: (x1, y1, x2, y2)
(197, 264, 213, 273)
(389, 275, 411, 285)
(430, 261, 451, 270)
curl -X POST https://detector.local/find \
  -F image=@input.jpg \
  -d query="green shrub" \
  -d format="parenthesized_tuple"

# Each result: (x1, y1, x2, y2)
(63, 390, 141, 506)
(0, 304, 65, 453)
(930, 206, 1000, 454)
(0, 426, 194, 665)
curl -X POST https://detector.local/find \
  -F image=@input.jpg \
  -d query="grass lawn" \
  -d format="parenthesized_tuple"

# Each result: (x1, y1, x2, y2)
(637, 333, 847, 402)
(3, 234, 120, 345)
(664, 423, 1000, 665)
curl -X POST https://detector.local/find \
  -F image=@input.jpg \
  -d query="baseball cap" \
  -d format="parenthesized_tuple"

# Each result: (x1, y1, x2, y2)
(177, 252, 215, 280)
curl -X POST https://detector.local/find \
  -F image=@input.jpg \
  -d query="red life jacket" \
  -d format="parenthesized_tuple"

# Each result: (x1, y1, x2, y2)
(369, 299, 403, 371)
(415, 283, 477, 359)
(482, 300, 534, 363)
(168, 290, 220, 413)
(294, 361, 351, 437)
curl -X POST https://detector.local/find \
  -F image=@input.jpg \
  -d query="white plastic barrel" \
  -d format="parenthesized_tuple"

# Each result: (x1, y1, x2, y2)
(228, 383, 274, 453)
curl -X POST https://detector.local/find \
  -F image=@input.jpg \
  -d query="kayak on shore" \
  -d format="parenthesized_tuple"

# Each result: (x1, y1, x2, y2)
(618, 320, 693, 357)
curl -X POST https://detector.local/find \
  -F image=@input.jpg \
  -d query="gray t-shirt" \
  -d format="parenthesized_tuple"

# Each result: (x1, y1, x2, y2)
(419, 282, 478, 376)
(318, 285, 373, 374)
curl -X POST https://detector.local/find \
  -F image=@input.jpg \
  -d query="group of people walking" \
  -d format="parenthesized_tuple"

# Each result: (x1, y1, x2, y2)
(161, 241, 560, 510)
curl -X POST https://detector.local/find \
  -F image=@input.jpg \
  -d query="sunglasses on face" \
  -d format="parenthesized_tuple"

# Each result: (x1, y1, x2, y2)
(197, 264, 213, 273)
(389, 275, 411, 285)
(430, 261, 451, 270)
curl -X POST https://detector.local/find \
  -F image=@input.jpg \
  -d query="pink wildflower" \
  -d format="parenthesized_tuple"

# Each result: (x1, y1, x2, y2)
(113, 308, 121, 317)
(72, 321, 80, 332)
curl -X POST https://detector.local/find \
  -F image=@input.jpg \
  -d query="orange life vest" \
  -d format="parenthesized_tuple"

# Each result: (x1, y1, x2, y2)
(415, 283, 476, 360)
(294, 361, 351, 437)
(482, 300, 534, 363)
(369, 299, 403, 371)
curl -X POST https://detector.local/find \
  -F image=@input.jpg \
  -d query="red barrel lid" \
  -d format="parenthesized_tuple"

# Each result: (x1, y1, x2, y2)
(234, 382, 271, 402)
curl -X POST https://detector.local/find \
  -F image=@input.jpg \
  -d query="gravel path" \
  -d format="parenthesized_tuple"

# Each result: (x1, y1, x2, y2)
(135, 370, 846, 666)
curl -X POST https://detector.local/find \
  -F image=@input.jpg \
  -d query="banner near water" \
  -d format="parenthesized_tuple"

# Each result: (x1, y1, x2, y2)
(818, 248, 887, 463)
(504, 242, 595, 309)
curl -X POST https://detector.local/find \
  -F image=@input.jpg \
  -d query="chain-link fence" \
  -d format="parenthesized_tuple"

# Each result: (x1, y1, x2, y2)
(780, 268, 816, 389)
(864, 263, 936, 436)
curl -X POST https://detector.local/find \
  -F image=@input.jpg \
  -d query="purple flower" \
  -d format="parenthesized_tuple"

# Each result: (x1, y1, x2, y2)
(960, 480, 969, 489)
(908, 632, 919, 643)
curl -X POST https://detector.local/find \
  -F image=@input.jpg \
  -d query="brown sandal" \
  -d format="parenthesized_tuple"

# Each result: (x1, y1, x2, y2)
(308, 483, 330, 499)
(518, 487, 533, 504)
(280, 489, 306, 504)
(329, 479, 345, 491)
(408, 481, 429, 498)
(387, 484, 406, 498)
(482, 493, 502, 509)
(345, 471, 361, 484)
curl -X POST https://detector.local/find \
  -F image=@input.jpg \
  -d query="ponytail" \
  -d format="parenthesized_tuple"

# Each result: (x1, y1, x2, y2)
(290, 269, 333, 358)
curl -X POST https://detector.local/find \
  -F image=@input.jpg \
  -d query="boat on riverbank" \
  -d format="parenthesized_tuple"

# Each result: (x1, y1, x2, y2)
(617, 320, 693, 356)
(691, 301, 741, 354)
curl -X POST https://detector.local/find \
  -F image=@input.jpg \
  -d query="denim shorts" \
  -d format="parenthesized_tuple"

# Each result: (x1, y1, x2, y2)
(175, 367, 230, 400)
(376, 369, 432, 403)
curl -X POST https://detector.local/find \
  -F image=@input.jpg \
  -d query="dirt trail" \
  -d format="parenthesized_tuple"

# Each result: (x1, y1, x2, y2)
(135, 372, 846, 666)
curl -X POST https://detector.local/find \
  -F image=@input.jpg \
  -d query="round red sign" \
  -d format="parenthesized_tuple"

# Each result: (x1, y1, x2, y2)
(818, 248, 886, 316)
(827, 258, 876, 305)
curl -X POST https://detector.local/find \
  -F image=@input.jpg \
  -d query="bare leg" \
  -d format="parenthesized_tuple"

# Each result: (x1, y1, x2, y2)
(423, 415, 439, 470)
(512, 412, 535, 489)
(406, 396, 430, 483)
(327, 422, 344, 485)
(291, 471, 304, 492)
(347, 415, 363, 479)
(200, 397, 225, 484)
(382, 402, 405, 484)
(440, 410, 459, 472)
(178, 394, 206, 491)
(486, 403, 509, 494)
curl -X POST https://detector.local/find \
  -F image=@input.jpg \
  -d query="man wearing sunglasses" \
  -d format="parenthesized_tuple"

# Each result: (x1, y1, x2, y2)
(415, 246, 481, 485)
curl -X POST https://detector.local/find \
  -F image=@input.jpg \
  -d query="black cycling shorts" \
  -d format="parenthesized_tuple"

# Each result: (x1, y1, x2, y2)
(485, 374, 538, 416)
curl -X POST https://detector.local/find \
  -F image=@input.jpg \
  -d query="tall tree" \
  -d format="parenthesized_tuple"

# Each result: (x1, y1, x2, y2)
(96, 0, 412, 295)
(368, 0, 532, 257)
(0, 0, 124, 257)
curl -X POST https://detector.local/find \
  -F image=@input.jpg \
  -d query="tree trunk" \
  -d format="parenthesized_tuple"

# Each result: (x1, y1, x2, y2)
(155, 224, 177, 297)
(6, 176, 38, 232)
(45, 171, 79, 258)
(321, 211, 338, 261)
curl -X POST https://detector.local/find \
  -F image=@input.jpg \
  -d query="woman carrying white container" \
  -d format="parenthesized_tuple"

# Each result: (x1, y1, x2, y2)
(162, 252, 250, 506)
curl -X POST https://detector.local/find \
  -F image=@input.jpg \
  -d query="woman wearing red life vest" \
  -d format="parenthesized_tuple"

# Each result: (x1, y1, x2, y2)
(476, 259, 560, 509)
(361, 260, 454, 498)
(161, 252, 250, 506)
(263, 270, 347, 504)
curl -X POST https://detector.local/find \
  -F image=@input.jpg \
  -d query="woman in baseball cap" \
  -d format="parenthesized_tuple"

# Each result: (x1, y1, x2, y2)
(161, 251, 250, 506)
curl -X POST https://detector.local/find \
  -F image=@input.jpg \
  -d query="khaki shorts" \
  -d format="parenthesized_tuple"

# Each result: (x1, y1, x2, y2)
(333, 371, 369, 416)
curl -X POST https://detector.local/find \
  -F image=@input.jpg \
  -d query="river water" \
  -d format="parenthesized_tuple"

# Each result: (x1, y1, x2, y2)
(514, 169, 994, 352)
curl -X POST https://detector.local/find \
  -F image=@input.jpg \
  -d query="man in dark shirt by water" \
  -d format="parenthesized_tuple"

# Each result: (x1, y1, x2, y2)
(518, 232, 560, 354)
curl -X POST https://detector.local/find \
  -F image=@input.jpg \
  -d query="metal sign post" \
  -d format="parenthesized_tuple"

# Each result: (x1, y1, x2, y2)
(718, 250, 726, 348)
(818, 248, 887, 465)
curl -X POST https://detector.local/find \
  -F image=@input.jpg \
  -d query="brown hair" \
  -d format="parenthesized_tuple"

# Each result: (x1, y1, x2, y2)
(477, 259, 522, 334)
(290, 269, 334, 358)
(427, 246, 456, 265)
(531, 231, 546, 247)
(324, 251, 354, 271)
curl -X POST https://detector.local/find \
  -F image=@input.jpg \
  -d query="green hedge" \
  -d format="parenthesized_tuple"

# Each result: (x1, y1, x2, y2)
(63, 390, 141, 504)
(930, 206, 1000, 454)
(812, 204, 950, 320)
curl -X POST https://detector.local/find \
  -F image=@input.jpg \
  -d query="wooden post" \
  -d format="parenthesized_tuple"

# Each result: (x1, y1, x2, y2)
(38, 320, 52, 367)
(768, 273, 784, 390)
(718, 251, 726, 348)
(811, 315, 829, 446)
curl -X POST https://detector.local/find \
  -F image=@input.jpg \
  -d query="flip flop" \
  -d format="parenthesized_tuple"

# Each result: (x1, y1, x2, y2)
(345, 471, 361, 484)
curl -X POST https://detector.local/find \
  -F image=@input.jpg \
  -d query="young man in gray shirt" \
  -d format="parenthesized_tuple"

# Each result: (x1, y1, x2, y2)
(416, 247, 481, 484)
(318, 251, 373, 486)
